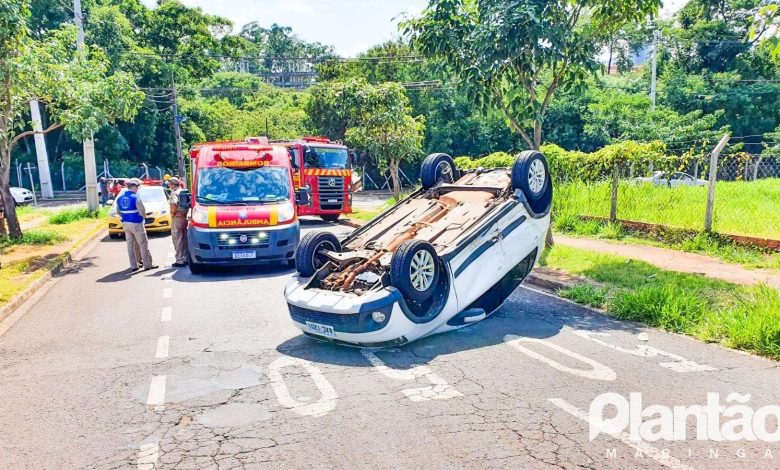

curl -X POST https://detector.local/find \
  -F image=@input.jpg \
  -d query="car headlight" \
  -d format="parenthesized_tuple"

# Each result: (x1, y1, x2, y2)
(277, 201, 295, 223)
(160, 208, 169, 215)
(191, 205, 209, 224)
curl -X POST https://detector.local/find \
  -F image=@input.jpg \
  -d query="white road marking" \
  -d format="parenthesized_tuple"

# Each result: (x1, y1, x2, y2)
(268, 357, 338, 417)
(163, 288, 172, 299)
(548, 398, 695, 470)
(136, 442, 159, 470)
(361, 350, 463, 401)
(155, 336, 170, 359)
(504, 335, 616, 381)
(147, 375, 166, 410)
(572, 330, 716, 373)
(160, 306, 172, 322)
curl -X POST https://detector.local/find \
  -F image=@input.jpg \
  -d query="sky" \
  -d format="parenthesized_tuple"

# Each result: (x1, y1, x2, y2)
(141, 0, 688, 57)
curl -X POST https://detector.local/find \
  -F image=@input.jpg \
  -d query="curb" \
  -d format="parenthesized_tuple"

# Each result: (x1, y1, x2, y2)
(0, 224, 106, 324)
(337, 217, 364, 229)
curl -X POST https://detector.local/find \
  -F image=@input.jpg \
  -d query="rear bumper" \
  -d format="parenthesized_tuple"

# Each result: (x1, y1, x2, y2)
(108, 215, 171, 234)
(187, 222, 299, 265)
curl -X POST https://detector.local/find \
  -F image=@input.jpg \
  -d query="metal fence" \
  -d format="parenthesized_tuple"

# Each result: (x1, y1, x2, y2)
(555, 153, 780, 241)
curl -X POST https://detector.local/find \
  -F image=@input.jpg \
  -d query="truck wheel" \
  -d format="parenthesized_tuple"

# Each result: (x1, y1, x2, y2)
(421, 153, 457, 189)
(512, 150, 553, 215)
(320, 214, 340, 223)
(390, 240, 441, 303)
(296, 231, 341, 277)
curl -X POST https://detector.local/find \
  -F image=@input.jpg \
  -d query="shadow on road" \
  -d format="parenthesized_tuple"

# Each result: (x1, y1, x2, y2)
(169, 263, 294, 283)
(276, 286, 645, 369)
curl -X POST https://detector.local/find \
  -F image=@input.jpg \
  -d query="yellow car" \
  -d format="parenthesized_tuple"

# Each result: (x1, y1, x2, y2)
(108, 185, 172, 238)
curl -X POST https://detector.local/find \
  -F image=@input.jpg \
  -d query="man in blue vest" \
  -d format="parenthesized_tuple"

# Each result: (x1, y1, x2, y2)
(117, 179, 157, 272)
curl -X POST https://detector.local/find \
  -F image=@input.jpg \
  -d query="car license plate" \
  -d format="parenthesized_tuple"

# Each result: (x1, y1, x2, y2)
(305, 321, 336, 338)
(232, 251, 256, 260)
(327, 199, 337, 203)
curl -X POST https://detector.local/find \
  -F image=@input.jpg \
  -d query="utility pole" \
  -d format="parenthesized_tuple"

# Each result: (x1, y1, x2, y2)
(74, 0, 99, 211)
(650, 29, 659, 111)
(28, 101, 54, 199)
(171, 76, 185, 178)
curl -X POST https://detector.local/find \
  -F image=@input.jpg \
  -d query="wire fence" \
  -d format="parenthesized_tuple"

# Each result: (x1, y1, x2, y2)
(555, 153, 780, 241)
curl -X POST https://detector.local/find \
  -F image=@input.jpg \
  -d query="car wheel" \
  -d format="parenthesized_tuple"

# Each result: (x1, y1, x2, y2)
(295, 231, 341, 277)
(512, 150, 553, 215)
(390, 240, 441, 303)
(109, 233, 121, 239)
(188, 252, 206, 274)
(320, 214, 340, 223)
(421, 153, 458, 189)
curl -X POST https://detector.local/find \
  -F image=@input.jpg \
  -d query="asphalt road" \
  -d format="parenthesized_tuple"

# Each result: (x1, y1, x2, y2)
(0, 219, 778, 469)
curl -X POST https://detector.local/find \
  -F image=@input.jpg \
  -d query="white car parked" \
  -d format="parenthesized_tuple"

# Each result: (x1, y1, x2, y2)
(284, 151, 553, 347)
(633, 171, 708, 187)
(10, 187, 34, 206)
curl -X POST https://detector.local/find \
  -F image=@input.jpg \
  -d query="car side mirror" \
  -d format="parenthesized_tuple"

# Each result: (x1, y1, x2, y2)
(296, 188, 311, 206)
(178, 190, 192, 210)
(350, 152, 358, 166)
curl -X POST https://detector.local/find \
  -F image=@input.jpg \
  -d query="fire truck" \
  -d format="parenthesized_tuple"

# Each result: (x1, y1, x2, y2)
(185, 138, 302, 273)
(273, 137, 354, 222)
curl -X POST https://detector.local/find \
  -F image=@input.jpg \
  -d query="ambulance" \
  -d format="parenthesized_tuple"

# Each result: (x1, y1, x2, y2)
(186, 139, 304, 273)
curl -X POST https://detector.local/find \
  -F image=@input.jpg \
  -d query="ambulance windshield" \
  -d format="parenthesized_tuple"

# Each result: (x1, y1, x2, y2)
(196, 166, 290, 204)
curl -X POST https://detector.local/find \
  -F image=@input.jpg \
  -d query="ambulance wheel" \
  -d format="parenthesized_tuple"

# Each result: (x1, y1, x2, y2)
(320, 214, 340, 223)
(390, 240, 441, 303)
(512, 150, 553, 215)
(421, 153, 457, 189)
(296, 231, 341, 277)
(188, 252, 206, 274)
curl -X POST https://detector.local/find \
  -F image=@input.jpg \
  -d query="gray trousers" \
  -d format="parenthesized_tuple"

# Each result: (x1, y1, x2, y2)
(123, 222, 153, 270)
(171, 217, 188, 264)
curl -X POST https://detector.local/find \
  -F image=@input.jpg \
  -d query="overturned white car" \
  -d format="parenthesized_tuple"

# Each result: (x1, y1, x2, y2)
(284, 151, 553, 347)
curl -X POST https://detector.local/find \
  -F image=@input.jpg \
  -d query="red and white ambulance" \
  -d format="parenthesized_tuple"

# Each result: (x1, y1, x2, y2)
(186, 139, 303, 273)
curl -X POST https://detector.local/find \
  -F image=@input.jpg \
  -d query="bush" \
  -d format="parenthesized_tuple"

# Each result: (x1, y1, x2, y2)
(552, 213, 579, 232)
(573, 219, 601, 236)
(598, 222, 624, 240)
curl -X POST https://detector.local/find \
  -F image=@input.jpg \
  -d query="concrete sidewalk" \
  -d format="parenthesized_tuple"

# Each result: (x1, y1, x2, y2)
(555, 234, 780, 289)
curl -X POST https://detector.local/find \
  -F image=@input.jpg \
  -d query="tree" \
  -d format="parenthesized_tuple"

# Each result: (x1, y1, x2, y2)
(405, 0, 661, 149)
(345, 82, 425, 199)
(0, 12, 143, 238)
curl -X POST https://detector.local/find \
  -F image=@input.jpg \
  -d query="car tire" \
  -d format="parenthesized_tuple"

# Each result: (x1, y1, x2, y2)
(109, 233, 121, 239)
(188, 252, 206, 274)
(421, 153, 458, 189)
(320, 214, 340, 223)
(295, 231, 341, 277)
(512, 150, 553, 215)
(390, 239, 441, 303)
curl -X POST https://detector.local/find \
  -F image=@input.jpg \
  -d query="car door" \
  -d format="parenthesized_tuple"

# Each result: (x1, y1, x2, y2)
(451, 214, 506, 311)
(497, 205, 540, 273)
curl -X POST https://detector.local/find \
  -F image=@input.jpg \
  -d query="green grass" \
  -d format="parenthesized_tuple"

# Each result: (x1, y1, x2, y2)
(553, 216, 780, 271)
(48, 207, 105, 225)
(0, 229, 66, 248)
(555, 178, 780, 238)
(541, 244, 780, 359)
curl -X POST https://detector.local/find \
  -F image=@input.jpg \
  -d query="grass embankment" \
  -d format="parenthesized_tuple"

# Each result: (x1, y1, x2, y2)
(553, 216, 780, 270)
(0, 207, 107, 306)
(556, 178, 780, 239)
(541, 245, 780, 359)
(349, 195, 400, 222)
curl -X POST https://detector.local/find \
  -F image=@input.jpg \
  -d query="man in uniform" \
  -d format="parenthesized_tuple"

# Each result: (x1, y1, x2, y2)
(116, 179, 157, 272)
(167, 177, 189, 267)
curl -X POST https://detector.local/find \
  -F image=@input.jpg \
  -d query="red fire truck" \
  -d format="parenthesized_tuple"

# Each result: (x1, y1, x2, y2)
(274, 137, 354, 222)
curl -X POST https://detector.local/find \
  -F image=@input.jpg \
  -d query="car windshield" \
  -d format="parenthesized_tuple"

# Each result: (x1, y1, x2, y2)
(303, 146, 349, 169)
(137, 186, 167, 202)
(196, 166, 291, 204)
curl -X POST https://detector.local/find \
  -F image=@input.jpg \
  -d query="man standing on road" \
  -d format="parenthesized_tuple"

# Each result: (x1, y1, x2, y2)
(117, 179, 157, 272)
(167, 177, 189, 267)
(99, 177, 109, 206)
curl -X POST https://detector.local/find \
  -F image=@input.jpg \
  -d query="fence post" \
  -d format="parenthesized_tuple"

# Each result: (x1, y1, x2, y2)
(609, 163, 619, 222)
(704, 134, 730, 232)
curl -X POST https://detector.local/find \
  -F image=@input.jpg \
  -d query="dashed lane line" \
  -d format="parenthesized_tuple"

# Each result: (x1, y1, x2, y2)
(160, 306, 172, 322)
(136, 441, 159, 470)
(155, 335, 170, 359)
(146, 375, 166, 410)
